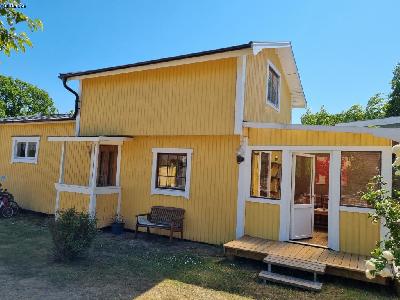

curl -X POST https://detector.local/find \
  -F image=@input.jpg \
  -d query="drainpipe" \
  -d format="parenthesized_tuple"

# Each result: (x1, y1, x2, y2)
(61, 78, 79, 118)
(61, 77, 80, 136)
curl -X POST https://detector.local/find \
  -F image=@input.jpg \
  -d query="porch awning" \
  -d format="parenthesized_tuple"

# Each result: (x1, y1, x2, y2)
(48, 135, 133, 143)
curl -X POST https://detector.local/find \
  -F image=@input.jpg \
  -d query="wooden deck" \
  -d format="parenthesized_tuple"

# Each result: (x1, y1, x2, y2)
(224, 235, 388, 285)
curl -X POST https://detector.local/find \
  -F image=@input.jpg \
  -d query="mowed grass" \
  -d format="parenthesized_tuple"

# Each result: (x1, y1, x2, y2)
(0, 212, 397, 300)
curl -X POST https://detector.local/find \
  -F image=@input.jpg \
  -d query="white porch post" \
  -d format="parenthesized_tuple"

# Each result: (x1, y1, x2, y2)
(55, 141, 66, 216)
(279, 149, 292, 241)
(235, 137, 248, 238)
(328, 150, 341, 251)
(116, 144, 122, 217)
(88, 142, 99, 218)
(380, 148, 392, 241)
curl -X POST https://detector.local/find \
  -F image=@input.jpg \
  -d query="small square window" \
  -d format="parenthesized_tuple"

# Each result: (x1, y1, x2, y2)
(151, 148, 192, 199)
(11, 137, 40, 164)
(266, 61, 281, 110)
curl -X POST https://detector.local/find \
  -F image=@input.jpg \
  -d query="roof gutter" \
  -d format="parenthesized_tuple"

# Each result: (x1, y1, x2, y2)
(61, 77, 80, 118)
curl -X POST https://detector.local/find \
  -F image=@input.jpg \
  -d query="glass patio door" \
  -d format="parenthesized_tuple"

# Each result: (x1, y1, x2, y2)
(290, 153, 315, 240)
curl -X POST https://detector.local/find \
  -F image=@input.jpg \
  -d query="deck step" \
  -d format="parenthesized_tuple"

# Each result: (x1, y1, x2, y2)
(263, 254, 326, 274)
(259, 271, 323, 291)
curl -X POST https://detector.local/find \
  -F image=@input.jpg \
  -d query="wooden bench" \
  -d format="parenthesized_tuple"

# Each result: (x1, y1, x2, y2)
(259, 254, 326, 291)
(134, 206, 185, 241)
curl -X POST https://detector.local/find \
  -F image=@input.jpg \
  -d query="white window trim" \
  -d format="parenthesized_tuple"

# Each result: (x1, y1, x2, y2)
(265, 60, 281, 112)
(11, 136, 40, 164)
(151, 148, 193, 199)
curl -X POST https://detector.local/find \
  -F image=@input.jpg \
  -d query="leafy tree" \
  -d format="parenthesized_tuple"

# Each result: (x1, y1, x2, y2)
(0, 0, 42, 56)
(386, 63, 400, 117)
(0, 75, 57, 117)
(301, 94, 387, 125)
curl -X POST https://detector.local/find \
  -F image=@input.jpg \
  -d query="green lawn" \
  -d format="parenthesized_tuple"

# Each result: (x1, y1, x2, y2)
(0, 213, 396, 300)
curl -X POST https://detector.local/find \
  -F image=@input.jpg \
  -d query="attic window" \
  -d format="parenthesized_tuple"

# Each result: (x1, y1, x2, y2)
(266, 61, 281, 111)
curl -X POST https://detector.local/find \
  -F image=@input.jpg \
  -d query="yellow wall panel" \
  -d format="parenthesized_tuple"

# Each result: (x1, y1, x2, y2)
(0, 122, 74, 214)
(248, 128, 392, 146)
(340, 211, 380, 256)
(244, 201, 280, 240)
(96, 194, 118, 228)
(244, 49, 292, 124)
(119, 135, 240, 244)
(59, 192, 89, 212)
(63, 142, 92, 186)
(79, 58, 237, 136)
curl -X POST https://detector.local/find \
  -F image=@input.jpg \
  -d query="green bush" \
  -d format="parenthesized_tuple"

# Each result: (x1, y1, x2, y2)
(50, 208, 97, 261)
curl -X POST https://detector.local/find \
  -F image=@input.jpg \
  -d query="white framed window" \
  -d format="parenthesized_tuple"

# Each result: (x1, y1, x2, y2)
(250, 150, 282, 200)
(151, 148, 193, 199)
(11, 137, 40, 164)
(266, 60, 281, 111)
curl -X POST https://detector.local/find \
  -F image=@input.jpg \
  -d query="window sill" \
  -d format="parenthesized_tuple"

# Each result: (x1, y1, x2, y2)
(11, 158, 37, 164)
(151, 188, 189, 199)
(247, 197, 280, 204)
(266, 101, 280, 112)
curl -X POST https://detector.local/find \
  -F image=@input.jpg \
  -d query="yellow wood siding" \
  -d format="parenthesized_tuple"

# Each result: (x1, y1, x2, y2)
(0, 122, 74, 214)
(96, 194, 118, 228)
(248, 128, 391, 146)
(244, 49, 292, 124)
(244, 201, 280, 240)
(119, 135, 240, 244)
(79, 58, 237, 136)
(59, 192, 89, 212)
(63, 142, 92, 186)
(340, 211, 380, 256)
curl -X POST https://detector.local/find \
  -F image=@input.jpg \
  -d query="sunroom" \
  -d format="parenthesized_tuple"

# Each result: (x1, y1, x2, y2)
(48, 136, 132, 227)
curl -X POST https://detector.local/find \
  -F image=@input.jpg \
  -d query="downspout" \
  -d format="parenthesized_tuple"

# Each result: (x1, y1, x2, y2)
(61, 77, 80, 136)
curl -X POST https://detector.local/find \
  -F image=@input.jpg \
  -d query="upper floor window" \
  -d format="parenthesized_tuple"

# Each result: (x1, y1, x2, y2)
(151, 148, 192, 199)
(11, 137, 40, 164)
(266, 61, 281, 111)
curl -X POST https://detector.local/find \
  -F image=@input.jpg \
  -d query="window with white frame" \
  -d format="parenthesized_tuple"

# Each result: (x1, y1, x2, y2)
(266, 61, 281, 110)
(11, 137, 40, 164)
(250, 150, 282, 200)
(151, 148, 192, 199)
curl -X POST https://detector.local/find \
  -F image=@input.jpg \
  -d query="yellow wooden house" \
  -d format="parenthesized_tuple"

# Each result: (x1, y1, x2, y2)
(1, 41, 398, 266)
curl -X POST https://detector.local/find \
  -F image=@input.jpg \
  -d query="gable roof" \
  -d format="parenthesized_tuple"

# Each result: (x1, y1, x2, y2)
(0, 114, 74, 124)
(59, 41, 306, 108)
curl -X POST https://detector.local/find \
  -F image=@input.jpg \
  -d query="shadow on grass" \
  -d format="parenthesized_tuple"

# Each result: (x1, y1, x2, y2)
(0, 212, 397, 300)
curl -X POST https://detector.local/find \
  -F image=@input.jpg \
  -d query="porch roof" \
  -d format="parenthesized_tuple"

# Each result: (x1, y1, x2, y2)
(243, 122, 400, 142)
(48, 135, 133, 143)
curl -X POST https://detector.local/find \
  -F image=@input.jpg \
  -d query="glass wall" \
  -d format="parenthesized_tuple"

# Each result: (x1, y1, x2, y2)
(340, 151, 381, 208)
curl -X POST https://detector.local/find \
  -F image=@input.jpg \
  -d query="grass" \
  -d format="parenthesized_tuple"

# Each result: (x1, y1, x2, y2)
(0, 212, 397, 300)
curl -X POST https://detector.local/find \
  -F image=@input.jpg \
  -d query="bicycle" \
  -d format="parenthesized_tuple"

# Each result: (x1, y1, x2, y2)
(0, 183, 19, 217)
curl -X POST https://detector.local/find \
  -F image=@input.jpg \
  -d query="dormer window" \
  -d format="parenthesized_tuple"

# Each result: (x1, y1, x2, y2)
(266, 61, 281, 111)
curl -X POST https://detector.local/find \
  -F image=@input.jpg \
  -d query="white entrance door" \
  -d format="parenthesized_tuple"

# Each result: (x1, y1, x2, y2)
(290, 153, 315, 240)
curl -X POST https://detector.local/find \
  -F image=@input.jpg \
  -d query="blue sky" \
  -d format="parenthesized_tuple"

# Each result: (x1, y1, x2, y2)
(2, 0, 399, 123)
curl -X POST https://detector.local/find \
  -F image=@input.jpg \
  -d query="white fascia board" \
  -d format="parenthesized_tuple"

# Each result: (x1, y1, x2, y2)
(66, 49, 251, 81)
(48, 136, 133, 143)
(251, 42, 291, 55)
(243, 122, 399, 141)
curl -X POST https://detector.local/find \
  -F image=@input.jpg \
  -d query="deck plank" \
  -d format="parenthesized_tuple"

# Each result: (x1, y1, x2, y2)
(223, 236, 385, 285)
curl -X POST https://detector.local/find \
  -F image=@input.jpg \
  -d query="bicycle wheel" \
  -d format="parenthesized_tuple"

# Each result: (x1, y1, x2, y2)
(1, 207, 13, 218)
(9, 201, 19, 216)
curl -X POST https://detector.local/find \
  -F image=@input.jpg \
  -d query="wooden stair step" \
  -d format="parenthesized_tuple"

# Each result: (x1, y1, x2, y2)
(264, 254, 326, 274)
(259, 271, 323, 291)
